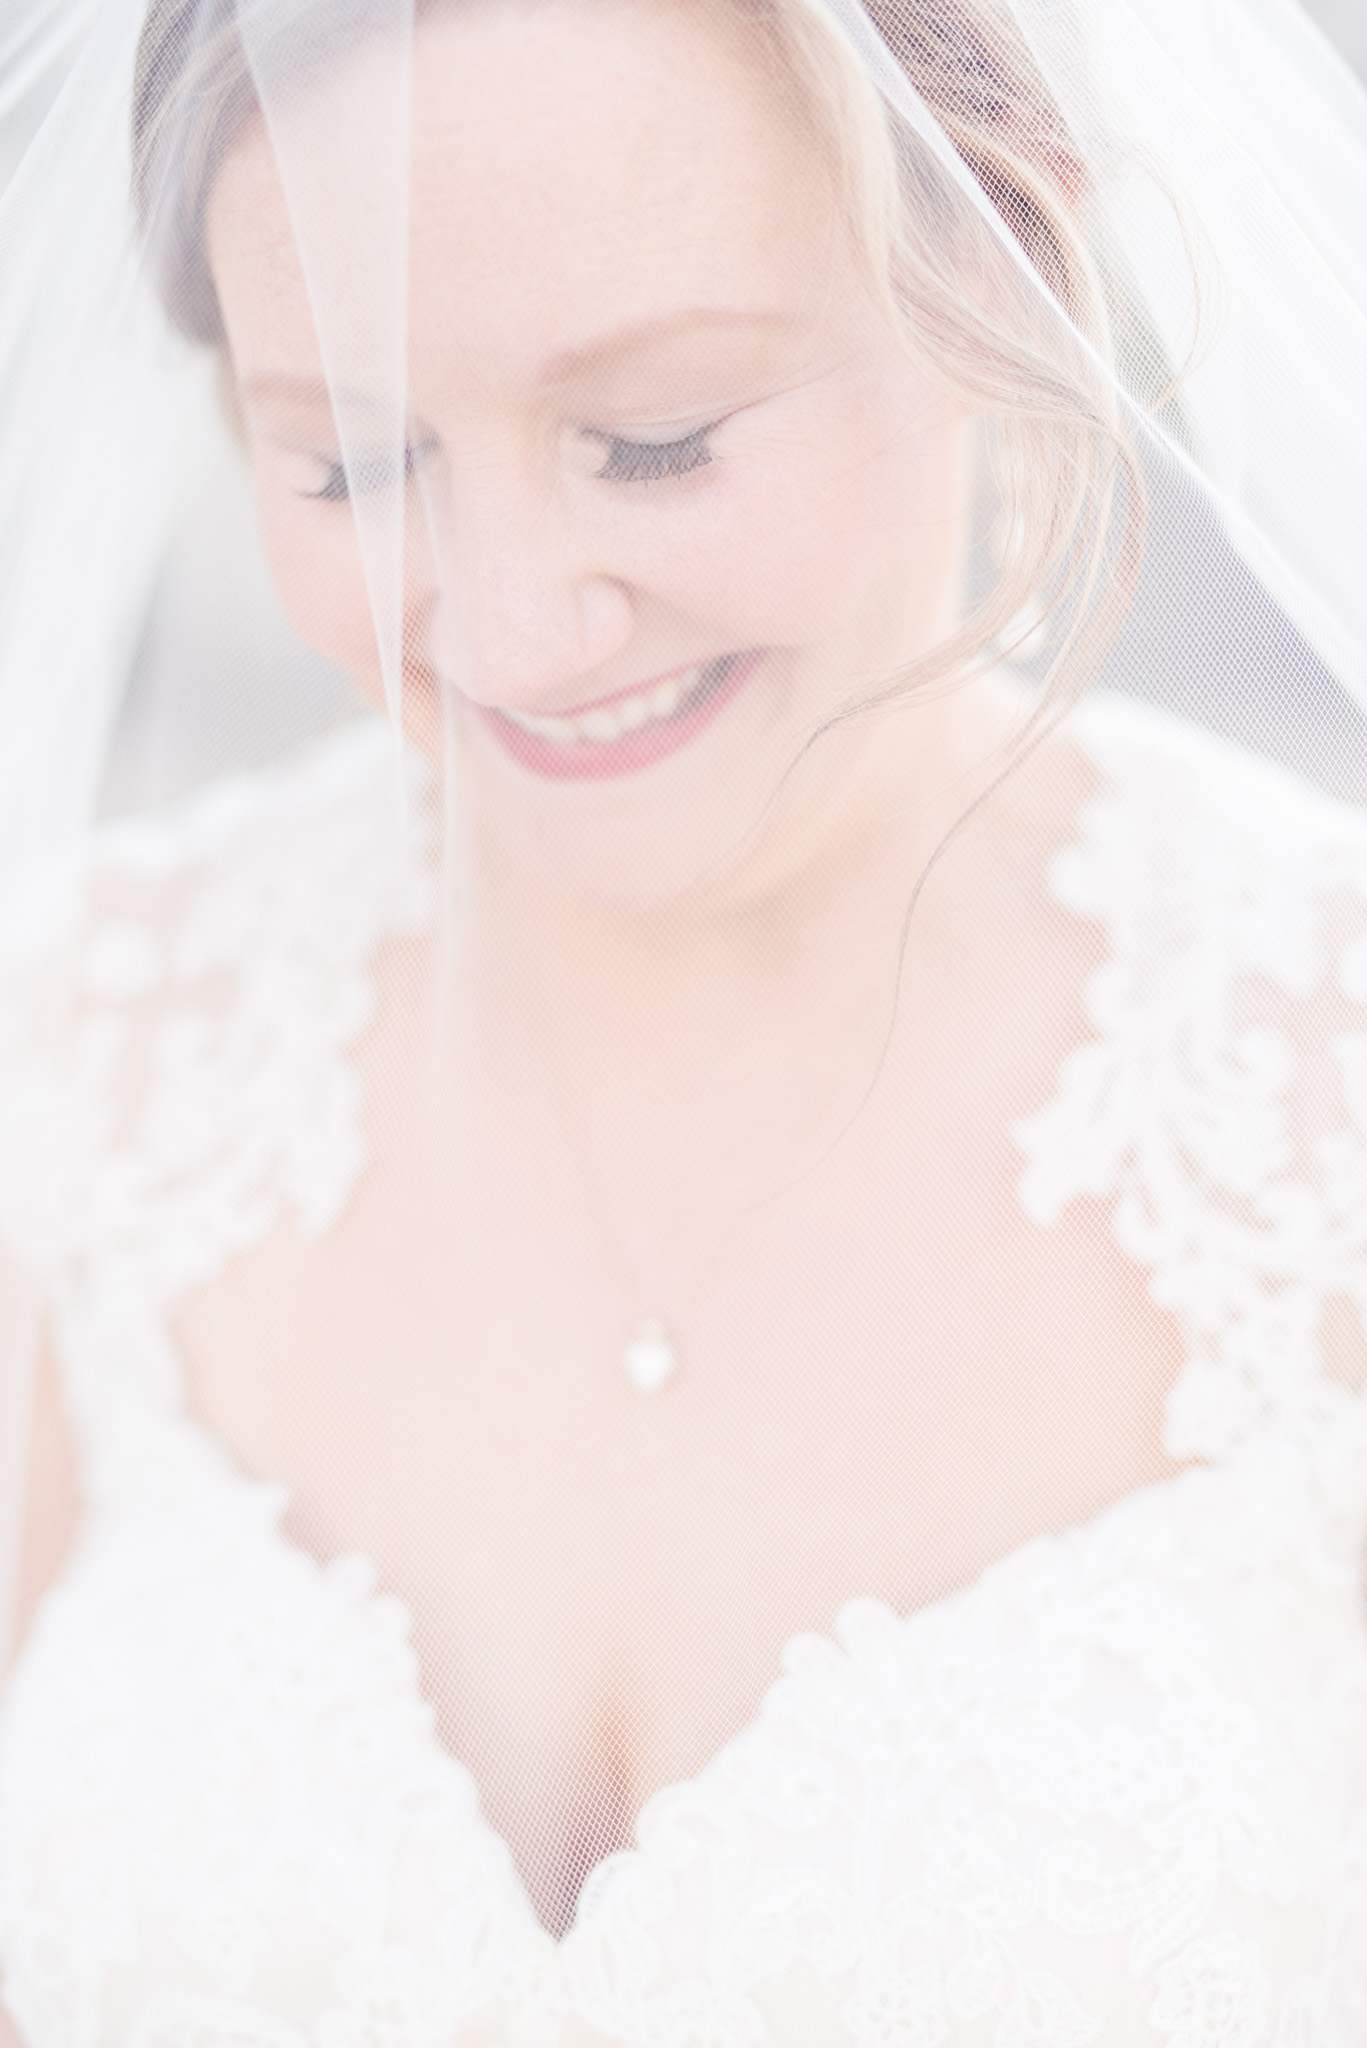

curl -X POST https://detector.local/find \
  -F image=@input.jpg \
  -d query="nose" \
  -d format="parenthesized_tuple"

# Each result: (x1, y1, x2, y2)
(422, 466, 634, 710)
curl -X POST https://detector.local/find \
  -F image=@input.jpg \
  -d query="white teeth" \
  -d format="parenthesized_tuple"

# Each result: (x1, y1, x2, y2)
(578, 708, 626, 743)
(502, 708, 579, 744)
(617, 693, 652, 732)
(500, 664, 708, 746)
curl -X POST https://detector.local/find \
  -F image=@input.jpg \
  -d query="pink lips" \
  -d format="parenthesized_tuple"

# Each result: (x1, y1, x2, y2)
(475, 653, 759, 780)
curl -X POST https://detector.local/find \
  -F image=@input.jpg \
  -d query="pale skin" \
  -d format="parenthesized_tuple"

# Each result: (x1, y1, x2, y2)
(13, 0, 1185, 1942)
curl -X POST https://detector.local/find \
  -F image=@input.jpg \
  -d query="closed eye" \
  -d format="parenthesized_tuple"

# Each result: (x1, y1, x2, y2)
(299, 442, 428, 503)
(298, 426, 718, 501)
(589, 424, 717, 484)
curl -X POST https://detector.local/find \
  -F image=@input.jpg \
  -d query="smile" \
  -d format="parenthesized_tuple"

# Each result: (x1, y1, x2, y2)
(477, 653, 757, 779)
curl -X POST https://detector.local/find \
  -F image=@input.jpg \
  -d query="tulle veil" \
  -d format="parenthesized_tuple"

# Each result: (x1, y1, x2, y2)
(0, 0, 1366, 2016)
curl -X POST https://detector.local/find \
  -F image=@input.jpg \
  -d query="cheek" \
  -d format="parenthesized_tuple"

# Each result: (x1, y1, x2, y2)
(613, 388, 964, 654)
(756, 385, 967, 630)
(254, 485, 384, 690)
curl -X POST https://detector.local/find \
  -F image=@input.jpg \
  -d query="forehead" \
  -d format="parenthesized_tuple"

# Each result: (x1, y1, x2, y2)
(410, 0, 839, 391)
(209, 0, 844, 402)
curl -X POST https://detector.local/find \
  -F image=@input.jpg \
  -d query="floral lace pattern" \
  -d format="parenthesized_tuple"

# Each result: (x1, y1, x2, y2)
(0, 724, 432, 1488)
(1, 697, 1366, 2046)
(1018, 698, 1367, 1518)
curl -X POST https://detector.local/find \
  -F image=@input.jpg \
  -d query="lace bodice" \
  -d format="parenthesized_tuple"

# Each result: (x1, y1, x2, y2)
(1, 695, 1366, 2047)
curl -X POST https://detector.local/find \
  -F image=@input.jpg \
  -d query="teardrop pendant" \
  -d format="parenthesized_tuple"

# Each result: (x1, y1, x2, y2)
(620, 1316, 678, 1395)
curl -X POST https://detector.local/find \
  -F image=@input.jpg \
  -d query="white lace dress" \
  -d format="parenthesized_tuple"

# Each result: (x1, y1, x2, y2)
(1, 692, 1365, 2048)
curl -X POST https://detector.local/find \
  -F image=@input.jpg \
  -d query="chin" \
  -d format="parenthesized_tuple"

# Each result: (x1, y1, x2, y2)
(477, 796, 761, 915)
(452, 651, 814, 910)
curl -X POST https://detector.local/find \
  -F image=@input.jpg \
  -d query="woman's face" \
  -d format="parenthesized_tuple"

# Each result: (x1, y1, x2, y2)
(208, 0, 974, 905)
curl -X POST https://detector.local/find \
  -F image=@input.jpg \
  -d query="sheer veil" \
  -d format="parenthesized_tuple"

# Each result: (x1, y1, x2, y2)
(1, 0, 1366, 2028)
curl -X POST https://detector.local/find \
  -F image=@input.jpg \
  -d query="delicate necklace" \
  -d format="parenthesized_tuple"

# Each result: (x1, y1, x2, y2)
(547, 1065, 835, 1399)
(510, 947, 866, 1400)
(544, 1089, 761, 1400)
(598, 1179, 783, 1397)
(525, 1006, 733, 1399)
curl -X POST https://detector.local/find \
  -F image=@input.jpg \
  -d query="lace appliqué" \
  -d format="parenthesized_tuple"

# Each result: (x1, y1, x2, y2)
(549, 702, 1367, 2044)
(0, 725, 561, 2046)
(560, 1450, 1365, 2046)
(0, 723, 430, 1467)
(2, 701, 1366, 2048)
(1016, 698, 1367, 1515)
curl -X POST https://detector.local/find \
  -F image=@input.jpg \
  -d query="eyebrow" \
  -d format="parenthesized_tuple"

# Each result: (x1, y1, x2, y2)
(537, 307, 795, 385)
(240, 310, 794, 414)
(239, 372, 385, 413)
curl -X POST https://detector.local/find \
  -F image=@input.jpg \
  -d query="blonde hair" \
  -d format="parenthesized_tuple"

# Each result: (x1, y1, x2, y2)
(754, 0, 1146, 732)
(133, 0, 1146, 731)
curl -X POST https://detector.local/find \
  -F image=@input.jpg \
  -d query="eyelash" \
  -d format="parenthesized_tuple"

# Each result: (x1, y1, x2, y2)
(590, 425, 717, 484)
(299, 423, 719, 502)
(301, 445, 421, 503)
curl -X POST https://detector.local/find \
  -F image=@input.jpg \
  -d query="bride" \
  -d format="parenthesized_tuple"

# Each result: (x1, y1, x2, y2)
(1, 0, 1365, 2039)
